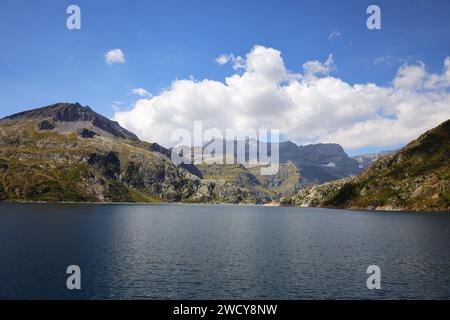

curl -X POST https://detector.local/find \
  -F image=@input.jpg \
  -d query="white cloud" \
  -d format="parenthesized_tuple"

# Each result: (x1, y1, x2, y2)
(393, 62, 427, 90)
(115, 45, 450, 151)
(131, 87, 151, 97)
(423, 57, 450, 89)
(302, 54, 336, 77)
(394, 59, 450, 91)
(329, 31, 342, 40)
(215, 53, 245, 70)
(105, 49, 125, 64)
(215, 54, 232, 65)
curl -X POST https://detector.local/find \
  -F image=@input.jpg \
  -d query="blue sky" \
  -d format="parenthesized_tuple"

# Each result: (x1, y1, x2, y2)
(0, 0, 450, 154)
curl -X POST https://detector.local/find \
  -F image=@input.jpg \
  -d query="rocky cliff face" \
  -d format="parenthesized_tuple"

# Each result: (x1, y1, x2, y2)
(281, 119, 450, 212)
(351, 150, 394, 170)
(0, 103, 268, 203)
(185, 138, 362, 197)
(278, 141, 362, 186)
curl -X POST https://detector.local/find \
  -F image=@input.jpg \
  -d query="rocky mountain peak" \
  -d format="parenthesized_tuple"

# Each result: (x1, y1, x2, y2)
(50, 103, 96, 122)
(1, 102, 139, 141)
(2, 102, 87, 121)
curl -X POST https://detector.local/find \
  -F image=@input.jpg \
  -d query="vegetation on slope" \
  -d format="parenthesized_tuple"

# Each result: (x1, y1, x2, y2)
(0, 103, 267, 204)
(281, 119, 450, 212)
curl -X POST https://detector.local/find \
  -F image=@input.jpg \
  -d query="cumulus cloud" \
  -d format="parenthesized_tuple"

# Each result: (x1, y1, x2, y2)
(105, 49, 125, 64)
(131, 87, 151, 97)
(393, 62, 427, 90)
(302, 54, 336, 77)
(115, 45, 450, 151)
(393, 59, 450, 91)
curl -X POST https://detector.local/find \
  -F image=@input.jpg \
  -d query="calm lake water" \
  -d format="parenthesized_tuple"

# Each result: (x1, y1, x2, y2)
(0, 203, 449, 299)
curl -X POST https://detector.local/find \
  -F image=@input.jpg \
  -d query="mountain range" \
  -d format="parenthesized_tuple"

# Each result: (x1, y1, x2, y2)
(0, 103, 365, 203)
(185, 137, 363, 197)
(0, 103, 258, 203)
(1, 102, 447, 211)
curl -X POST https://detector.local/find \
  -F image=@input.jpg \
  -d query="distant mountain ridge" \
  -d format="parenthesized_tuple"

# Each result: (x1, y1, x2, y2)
(186, 138, 362, 196)
(352, 150, 395, 170)
(281, 119, 450, 212)
(278, 141, 362, 186)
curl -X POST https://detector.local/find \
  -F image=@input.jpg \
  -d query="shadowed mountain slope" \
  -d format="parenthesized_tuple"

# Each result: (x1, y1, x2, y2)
(281, 119, 450, 212)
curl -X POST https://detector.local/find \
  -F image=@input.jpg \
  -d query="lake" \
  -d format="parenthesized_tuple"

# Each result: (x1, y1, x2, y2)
(0, 203, 449, 299)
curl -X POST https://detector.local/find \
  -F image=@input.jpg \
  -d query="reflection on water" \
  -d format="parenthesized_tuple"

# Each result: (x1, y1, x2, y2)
(0, 203, 449, 299)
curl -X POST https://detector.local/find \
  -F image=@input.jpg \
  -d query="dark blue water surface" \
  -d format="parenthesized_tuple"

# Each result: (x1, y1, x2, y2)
(0, 203, 449, 299)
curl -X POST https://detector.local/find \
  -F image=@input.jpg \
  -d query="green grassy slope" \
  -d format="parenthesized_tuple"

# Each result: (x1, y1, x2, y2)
(282, 119, 450, 212)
